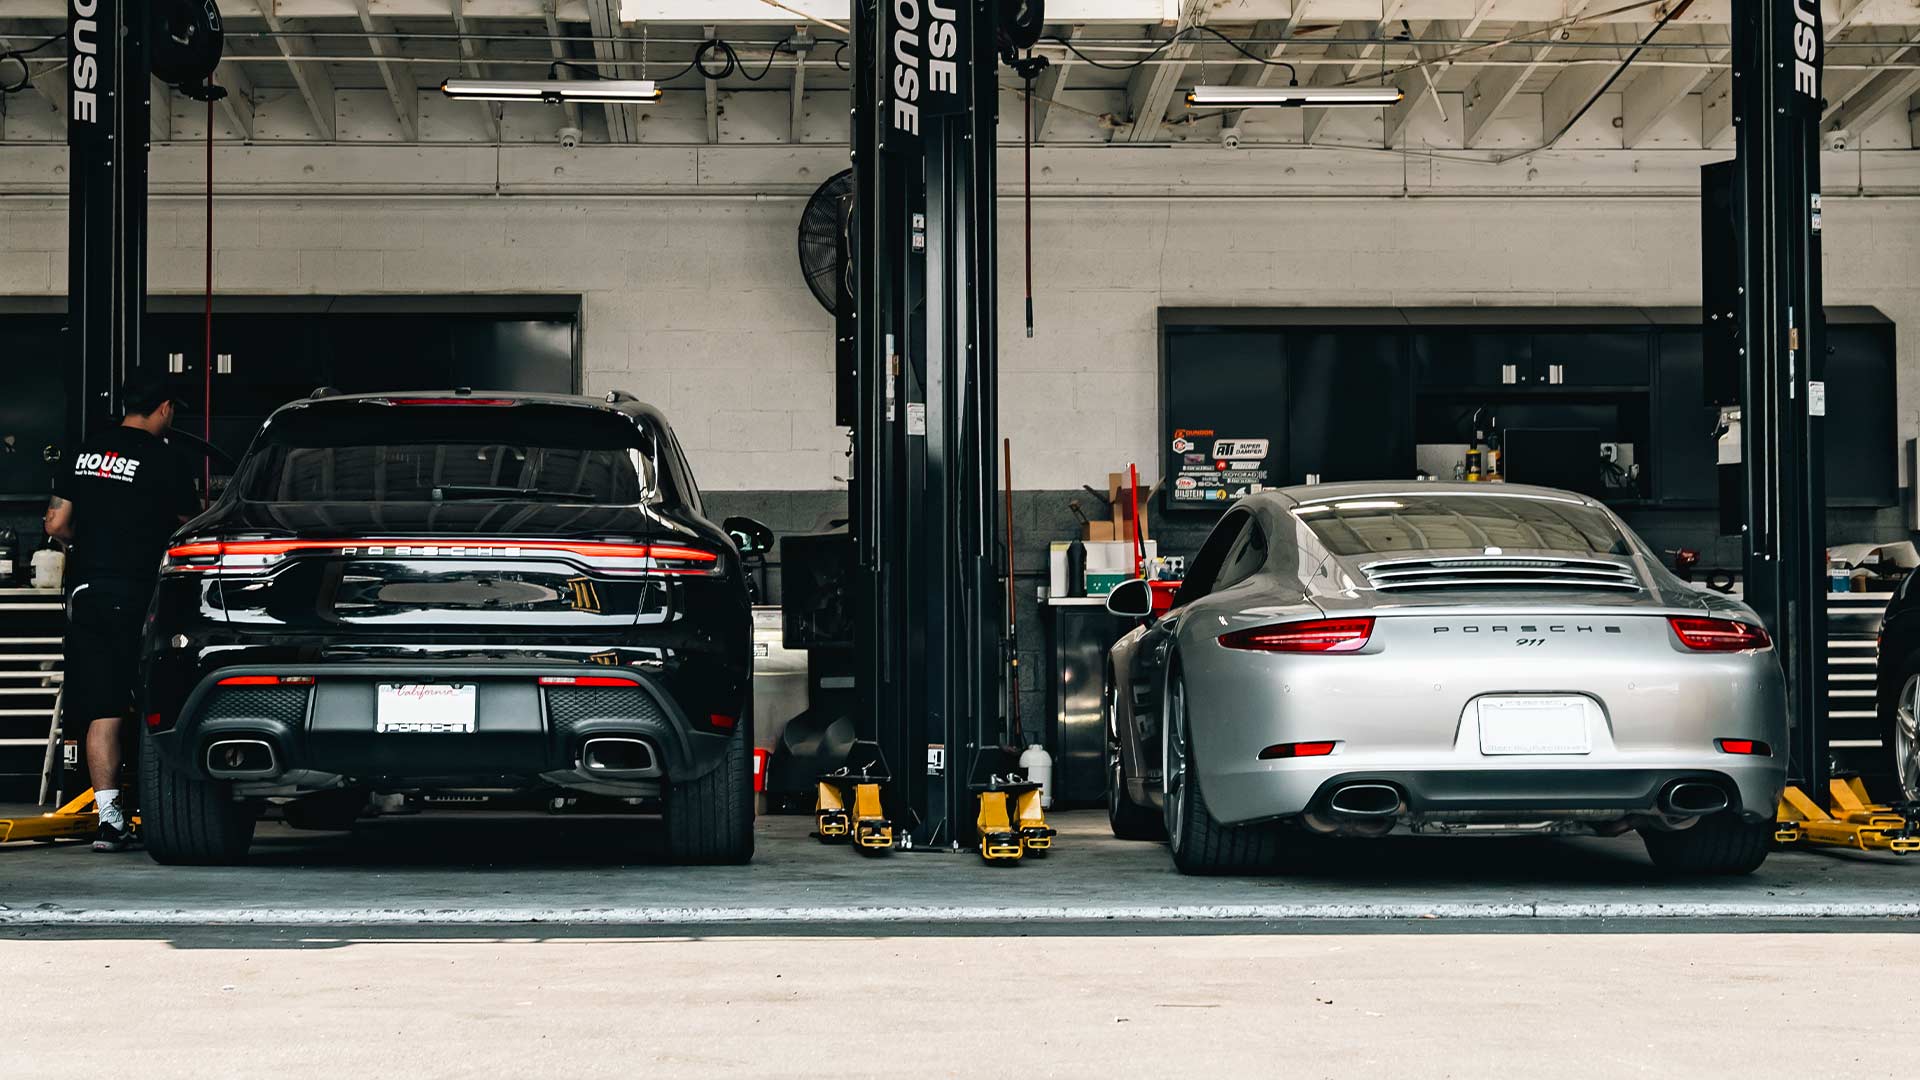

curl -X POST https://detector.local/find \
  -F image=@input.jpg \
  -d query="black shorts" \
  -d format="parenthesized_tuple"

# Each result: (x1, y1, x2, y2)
(62, 580, 152, 731)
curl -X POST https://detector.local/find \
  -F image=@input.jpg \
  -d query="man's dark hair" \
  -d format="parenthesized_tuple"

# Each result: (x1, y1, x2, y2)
(121, 371, 179, 417)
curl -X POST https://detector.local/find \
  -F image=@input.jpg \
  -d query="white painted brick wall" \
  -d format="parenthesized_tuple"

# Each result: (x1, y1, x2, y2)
(4, 194, 1918, 491)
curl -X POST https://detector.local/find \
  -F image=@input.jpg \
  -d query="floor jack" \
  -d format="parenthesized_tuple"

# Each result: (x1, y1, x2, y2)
(973, 776, 1054, 864)
(814, 768, 894, 854)
(1775, 778, 1920, 854)
(0, 789, 112, 845)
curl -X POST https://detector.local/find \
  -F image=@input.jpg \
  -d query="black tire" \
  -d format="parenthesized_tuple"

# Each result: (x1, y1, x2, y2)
(663, 712, 755, 865)
(1639, 811, 1773, 876)
(1163, 670, 1279, 875)
(1105, 676, 1164, 841)
(140, 725, 257, 866)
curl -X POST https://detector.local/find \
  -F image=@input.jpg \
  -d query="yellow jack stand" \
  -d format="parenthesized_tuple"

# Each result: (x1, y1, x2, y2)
(975, 790, 1023, 863)
(1013, 785, 1055, 857)
(1775, 777, 1920, 854)
(0, 789, 103, 844)
(814, 780, 851, 843)
(849, 782, 893, 854)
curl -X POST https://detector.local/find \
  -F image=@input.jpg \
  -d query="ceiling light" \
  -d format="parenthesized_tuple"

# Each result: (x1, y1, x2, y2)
(441, 78, 661, 104)
(1185, 84, 1402, 108)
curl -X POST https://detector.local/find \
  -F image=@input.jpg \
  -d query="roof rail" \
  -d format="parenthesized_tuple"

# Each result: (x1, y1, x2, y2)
(604, 390, 638, 404)
(309, 386, 343, 399)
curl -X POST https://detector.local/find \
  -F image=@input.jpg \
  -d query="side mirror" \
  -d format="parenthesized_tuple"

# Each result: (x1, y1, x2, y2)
(724, 515, 775, 556)
(1105, 578, 1154, 619)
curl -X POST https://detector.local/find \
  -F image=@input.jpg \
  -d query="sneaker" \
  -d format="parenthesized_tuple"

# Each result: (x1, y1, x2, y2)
(92, 820, 139, 852)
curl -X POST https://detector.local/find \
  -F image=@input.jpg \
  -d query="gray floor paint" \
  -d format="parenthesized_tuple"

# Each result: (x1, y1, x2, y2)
(5, 810, 1919, 926)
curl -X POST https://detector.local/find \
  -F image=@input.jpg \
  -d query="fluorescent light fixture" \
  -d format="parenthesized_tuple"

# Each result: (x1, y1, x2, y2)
(441, 78, 661, 104)
(1185, 84, 1403, 108)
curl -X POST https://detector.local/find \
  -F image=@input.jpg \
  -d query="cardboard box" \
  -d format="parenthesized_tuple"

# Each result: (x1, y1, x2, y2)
(1107, 472, 1150, 542)
(1084, 520, 1116, 542)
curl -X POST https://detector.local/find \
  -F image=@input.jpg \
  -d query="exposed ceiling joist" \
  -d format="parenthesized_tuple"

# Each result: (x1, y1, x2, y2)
(1028, 26, 1080, 140)
(453, 0, 502, 142)
(1825, 66, 1920, 134)
(540, 0, 582, 131)
(1298, 20, 1378, 145)
(1537, 24, 1623, 148)
(1699, 68, 1733, 146)
(1219, 15, 1305, 140)
(1621, 25, 1729, 147)
(1117, 1, 1207, 144)
(213, 59, 256, 141)
(788, 37, 809, 142)
(584, 0, 635, 142)
(357, 0, 420, 140)
(1383, 0, 1498, 145)
(0, 29, 67, 125)
(257, 6, 338, 140)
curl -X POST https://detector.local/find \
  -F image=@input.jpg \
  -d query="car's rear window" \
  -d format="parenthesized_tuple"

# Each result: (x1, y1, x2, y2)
(1292, 493, 1631, 557)
(237, 402, 665, 506)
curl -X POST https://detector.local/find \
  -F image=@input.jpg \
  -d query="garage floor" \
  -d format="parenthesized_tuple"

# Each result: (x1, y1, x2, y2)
(5, 809, 1919, 926)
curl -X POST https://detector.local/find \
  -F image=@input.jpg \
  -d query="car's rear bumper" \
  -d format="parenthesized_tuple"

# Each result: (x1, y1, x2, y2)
(1201, 753, 1786, 826)
(148, 662, 735, 793)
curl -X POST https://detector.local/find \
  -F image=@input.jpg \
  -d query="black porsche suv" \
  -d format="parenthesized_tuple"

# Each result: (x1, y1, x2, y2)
(139, 390, 766, 865)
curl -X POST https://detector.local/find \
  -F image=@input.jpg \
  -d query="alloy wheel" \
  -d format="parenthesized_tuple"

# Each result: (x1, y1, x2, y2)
(1898, 674, 1920, 803)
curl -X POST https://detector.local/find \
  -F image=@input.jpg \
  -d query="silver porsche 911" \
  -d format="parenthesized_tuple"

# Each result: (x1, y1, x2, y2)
(1103, 482, 1787, 876)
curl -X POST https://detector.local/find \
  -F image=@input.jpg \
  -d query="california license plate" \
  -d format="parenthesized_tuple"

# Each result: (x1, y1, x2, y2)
(376, 683, 477, 734)
(1477, 695, 1591, 755)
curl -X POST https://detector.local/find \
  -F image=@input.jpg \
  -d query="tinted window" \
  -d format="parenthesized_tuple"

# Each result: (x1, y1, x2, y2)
(1213, 522, 1268, 590)
(237, 403, 665, 506)
(1293, 493, 1629, 557)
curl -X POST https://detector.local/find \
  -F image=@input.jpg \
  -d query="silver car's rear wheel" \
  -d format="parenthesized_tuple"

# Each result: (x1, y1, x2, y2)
(1160, 670, 1280, 875)
(1896, 674, 1920, 803)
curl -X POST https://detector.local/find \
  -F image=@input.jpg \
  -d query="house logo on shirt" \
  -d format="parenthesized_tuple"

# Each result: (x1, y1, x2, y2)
(74, 451, 142, 482)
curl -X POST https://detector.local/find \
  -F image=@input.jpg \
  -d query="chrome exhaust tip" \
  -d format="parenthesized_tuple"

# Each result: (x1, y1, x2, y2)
(1661, 781, 1730, 816)
(1327, 782, 1403, 817)
(580, 736, 659, 779)
(204, 738, 280, 780)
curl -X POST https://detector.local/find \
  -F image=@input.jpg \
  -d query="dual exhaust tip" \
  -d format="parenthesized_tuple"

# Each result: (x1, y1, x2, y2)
(205, 738, 279, 780)
(1320, 780, 1731, 819)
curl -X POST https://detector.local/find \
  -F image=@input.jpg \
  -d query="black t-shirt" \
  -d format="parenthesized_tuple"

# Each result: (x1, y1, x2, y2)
(53, 427, 200, 587)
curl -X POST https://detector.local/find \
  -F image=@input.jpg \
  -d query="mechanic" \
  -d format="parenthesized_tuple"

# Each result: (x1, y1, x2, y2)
(44, 372, 200, 852)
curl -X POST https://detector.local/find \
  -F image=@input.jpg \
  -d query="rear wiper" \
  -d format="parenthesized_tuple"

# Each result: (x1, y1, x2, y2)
(431, 484, 596, 502)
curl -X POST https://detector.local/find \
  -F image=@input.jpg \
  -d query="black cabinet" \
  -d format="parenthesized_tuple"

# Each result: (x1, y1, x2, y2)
(1289, 331, 1414, 483)
(1413, 330, 1530, 387)
(1416, 329, 1649, 389)
(1651, 330, 1718, 506)
(1826, 322, 1898, 507)
(1531, 331, 1650, 388)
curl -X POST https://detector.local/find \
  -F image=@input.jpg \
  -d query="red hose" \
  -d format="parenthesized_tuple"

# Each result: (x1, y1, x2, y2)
(1129, 463, 1143, 578)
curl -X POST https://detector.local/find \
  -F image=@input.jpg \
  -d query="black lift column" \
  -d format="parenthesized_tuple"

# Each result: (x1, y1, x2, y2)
(851, 0, 1002, 847)
(66, 0, 152, 440)
(1723, 0, 1828, 792)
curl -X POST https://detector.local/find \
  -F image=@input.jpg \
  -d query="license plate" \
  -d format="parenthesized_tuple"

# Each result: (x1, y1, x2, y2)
(376, 683, 477, 734)
(1477, 695, 1591, 755)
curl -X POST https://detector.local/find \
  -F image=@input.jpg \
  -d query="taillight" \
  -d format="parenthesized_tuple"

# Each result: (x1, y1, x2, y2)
(1716, 738, 1772, 756)
(1220, 618, 1374, 653)
(215, 675, 315, 686)
(1258, 741, 1338, 760)
(537, 675, 634, 687)
(1669, 617, 1772, 652)
(164, 538, 720, 577)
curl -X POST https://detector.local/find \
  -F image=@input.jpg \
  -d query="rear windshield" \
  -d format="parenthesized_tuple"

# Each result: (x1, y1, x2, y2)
(236, 403, 665, 506)
(1292, 493, 1631, 557)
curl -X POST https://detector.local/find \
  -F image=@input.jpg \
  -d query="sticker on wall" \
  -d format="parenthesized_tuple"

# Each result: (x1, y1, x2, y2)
(1171, 437, 1194, 453)
(1175, 476, 1197, 490)
(1212, 438, 1269, 460)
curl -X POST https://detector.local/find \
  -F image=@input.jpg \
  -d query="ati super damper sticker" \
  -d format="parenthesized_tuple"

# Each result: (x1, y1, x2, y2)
(1171, 430, 1272, 504)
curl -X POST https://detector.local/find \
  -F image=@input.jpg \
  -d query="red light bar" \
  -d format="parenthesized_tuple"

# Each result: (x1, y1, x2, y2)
(1716, 738, 1772, 756)
(1221, 618, 1374, 653)
(537, 675, 634, 687)
(1669, 617, 1772, 652)
(145, 712, 164, 730)
(165, 538, 718, 577)
(708, 713, 738, 730)
(216, 675, 315, 686)
(1258, 741, 1338, 760)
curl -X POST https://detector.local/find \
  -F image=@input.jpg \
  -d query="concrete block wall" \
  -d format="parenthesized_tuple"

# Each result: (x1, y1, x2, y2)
(6, 192, 1920, 494)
